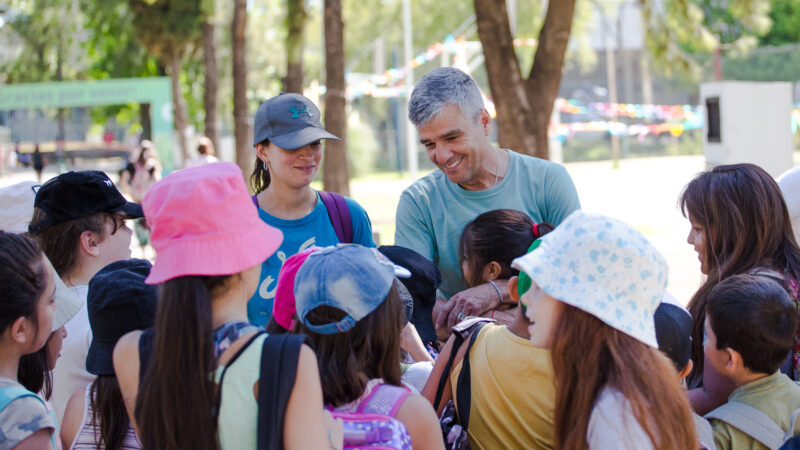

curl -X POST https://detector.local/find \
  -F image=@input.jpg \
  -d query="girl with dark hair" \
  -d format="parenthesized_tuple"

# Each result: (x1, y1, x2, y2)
(17, 259, 74, 410)
(680, 163, 800, 414)
(423, 226, 557, 449)
(112, 163, 337, 450)
(248, 93, 375, 327)
(458, 209, 553, 325)
(60, 259, 157, 450)
(0, 231, 58, 449)
(293, 245, 443, 450)
(514, 211, 697, 449)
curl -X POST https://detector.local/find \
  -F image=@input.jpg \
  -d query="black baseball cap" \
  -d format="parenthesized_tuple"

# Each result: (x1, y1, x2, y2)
(29, 170, 143, 235)
(379, 245, 442, 344)
(252, 93, 341, 149)
(654, 301, 693, 371)
(86, 259, 159, 376)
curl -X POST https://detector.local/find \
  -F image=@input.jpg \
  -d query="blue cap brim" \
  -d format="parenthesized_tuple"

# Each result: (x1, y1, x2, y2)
(271, 127, 341, 150)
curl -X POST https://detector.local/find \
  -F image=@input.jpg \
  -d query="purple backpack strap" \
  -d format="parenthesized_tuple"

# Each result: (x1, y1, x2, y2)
(318, 191, 353, 244)
(356, 383, 412, 418)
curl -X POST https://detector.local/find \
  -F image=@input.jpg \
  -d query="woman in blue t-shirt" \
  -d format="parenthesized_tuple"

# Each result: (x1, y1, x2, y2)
(248, 93, 375, 326)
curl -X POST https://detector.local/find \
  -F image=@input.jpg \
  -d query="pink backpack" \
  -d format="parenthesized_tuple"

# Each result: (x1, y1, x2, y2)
(332, 383, 414, 449)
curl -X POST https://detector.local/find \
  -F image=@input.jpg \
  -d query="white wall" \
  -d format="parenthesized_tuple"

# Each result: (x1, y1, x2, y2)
(700, 81, 794, 178)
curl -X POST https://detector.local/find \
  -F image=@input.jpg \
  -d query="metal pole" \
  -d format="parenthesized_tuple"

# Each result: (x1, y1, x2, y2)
(602, 6, 621, 169)
(403, 0, 418, 179)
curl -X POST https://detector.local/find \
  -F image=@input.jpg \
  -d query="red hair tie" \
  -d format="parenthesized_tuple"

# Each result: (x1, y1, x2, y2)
(532, 222, 541, 239)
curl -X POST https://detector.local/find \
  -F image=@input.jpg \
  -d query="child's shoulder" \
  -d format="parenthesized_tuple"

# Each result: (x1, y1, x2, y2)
(0, 382, 54, 447)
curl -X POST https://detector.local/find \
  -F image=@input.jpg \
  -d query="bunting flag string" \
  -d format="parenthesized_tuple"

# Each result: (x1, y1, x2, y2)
(346, 34, 540, 97)
(555, 98, 700, 122)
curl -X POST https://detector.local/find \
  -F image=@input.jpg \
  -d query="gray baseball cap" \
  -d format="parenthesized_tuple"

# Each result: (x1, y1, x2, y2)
(252, 93, 341, 149)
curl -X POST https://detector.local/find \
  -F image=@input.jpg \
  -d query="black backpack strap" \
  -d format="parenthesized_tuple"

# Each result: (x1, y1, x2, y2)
(257, 333, 305, 450)
(454, 322, 488, 431)
(433, 332, 467, 411)
(432, 317, 494, 411)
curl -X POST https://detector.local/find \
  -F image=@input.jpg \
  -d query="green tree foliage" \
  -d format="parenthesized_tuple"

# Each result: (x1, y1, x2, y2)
(79, 0, 163, 131)
(760, 0, 800, 46)
(128, 0, 203, 65)
(81, 1, 161, 79)
(128, 0, 206, 160)
(1, 0, 84, 83)
(722, 44, 800, 81)
(640, 0, 772, 78)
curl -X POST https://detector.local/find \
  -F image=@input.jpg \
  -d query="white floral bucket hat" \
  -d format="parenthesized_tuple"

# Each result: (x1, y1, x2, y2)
(512, 210, 667, 348)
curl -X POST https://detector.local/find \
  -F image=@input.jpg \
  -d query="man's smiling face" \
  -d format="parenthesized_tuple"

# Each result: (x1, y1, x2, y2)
(418, 104, 492, 190)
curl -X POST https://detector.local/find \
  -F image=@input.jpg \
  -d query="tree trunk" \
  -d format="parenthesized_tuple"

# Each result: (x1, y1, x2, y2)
(203, 20, 220, 154)
(55, 39, 66, 153)
(167, 52, 190, 164)
(140, 103, 152, 141)
(322, 0, 349, 195)
(232, 0, 250, 177)
(475, 0, 576, 160)
(283, 0, 306, 93)
(524, 0, 576, 160)
(474, 0, 537, 155)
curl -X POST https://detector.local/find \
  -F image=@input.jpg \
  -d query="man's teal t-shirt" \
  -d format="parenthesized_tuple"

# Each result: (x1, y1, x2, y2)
(394, 149, 580, 299)
(248, 192, 376, 326)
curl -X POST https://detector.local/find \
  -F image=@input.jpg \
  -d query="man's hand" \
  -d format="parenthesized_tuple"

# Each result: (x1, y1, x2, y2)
(435, 280, 509, 330)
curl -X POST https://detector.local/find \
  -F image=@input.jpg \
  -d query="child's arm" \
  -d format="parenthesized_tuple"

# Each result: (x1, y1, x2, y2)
(394, 394, 445, 450)
(60, 387, 86, 450)
(421, 334, 457, 415)
(483, 308, 515, 325)
(401, 323, 434, 363)
(113, 330, 143, 435)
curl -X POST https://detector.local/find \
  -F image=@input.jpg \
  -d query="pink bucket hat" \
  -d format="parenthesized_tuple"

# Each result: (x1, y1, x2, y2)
(143, 162, 283, 284)
(273, 246, 321, 330)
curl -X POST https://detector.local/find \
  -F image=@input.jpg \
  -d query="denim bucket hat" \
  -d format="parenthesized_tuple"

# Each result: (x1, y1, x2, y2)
(294, 244, 410, 335)
(512, 210, 668, 347)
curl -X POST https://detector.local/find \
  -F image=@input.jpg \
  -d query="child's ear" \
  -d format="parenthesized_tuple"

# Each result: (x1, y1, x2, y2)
(509, 276, 520, 302)
(9, 316, 30, 345)
(727, 348, 747, 373)
(483, 261, 503, 282)
(80, 231, 102, 257)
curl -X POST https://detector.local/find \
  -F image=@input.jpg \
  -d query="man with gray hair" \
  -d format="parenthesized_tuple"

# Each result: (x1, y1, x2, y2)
(394, 67, 580, 335)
